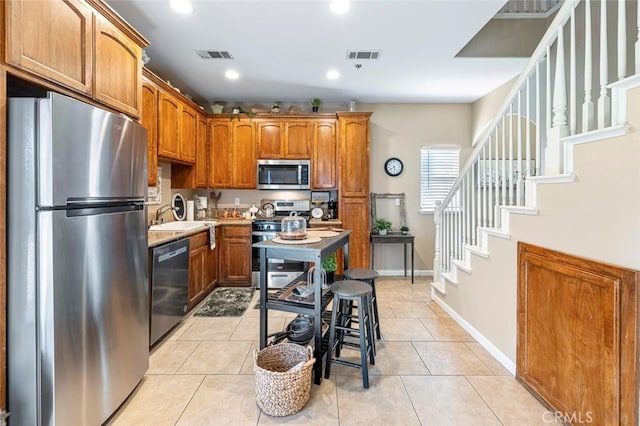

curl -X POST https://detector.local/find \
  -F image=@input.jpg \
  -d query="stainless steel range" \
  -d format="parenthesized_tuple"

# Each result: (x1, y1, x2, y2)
(252, 199, 310, 288)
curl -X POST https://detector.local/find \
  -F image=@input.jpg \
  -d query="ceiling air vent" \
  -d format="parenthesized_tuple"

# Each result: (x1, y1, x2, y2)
(346, 50, 381, 60)
(195, 50, 234, 59)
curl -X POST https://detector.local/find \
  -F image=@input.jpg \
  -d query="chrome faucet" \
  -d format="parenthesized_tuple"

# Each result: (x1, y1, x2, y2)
(154, 204, 177, 224)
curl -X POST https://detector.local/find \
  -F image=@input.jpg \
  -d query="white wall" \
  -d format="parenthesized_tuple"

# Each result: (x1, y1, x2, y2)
(439, 85, 640, 363)
(360, 103, 474, 275)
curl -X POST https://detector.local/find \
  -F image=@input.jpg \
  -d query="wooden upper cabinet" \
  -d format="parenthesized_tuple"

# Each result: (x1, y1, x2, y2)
(6, 0, 93, 94)
(338, 113, 371, 197)
(141, 80, 158, 187)
(256, 121, 282, 158)
(93, 14, 141, 117)
(209, 119, 233, 188)
(232, 121, 256, 188)
(195, 114, 208, 188)
(312, 120, 337, 189)
(157, 91, 181, 161)
(256, 120, 311, 159)
(180, 104, 197, 164)
(284, 121, 311, 158)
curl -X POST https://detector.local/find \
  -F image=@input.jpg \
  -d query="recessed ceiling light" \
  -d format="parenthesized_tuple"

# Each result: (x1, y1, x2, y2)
(170, 0, 192, 14)
(225, 70, 240, 80)
(326, 69, 340, 80)
(330, 0, 350, 14)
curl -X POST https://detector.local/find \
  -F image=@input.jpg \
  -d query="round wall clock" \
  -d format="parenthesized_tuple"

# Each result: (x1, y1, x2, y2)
(384, 157, 404, 177)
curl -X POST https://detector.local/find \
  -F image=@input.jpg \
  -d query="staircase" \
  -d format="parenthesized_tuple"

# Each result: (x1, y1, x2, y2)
(432, 0, 640, 370)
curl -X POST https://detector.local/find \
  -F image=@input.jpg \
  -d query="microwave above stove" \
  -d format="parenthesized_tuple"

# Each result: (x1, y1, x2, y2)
(257, 159, 310, 190)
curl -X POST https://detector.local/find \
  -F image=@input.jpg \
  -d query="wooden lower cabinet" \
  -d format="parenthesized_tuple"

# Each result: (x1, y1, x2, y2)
(206, 227, 220, 291)
(339, 197, 370, 269)
(517, 243, 639, 425)
(219, 225, 251, 286)
(187, 231, 208, 309)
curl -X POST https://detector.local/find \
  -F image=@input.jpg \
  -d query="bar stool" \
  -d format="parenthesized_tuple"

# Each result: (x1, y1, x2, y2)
(325, 280, 376, 389)
(344, 268, 381, 340)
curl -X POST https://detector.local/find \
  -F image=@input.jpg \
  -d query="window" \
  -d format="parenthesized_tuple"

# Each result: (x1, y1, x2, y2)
(420, 147, 460, 213)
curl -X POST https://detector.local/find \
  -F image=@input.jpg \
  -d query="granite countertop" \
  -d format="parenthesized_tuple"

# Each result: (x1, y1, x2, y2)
(148, 219, 251, 248)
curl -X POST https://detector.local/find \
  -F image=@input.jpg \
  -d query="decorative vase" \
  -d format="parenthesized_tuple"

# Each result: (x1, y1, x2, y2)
(401, 230, 408, 235)
(312, 106, 319, 113)
(326, 271, 335, 283)
(379, 229, 387, 236)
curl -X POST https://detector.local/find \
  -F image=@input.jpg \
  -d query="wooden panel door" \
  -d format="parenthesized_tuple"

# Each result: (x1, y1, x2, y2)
(209, 119, 233, 188)
(93, 14, 141, 117)
(256, 121, 282, 158)
(179, 104, 197, 164)
(141, 80, 158, 187)
(195, 114, 208, 188)
(340, 197, 370, 269)
(284, 121, 311, 158)
(517, 243, 639, 426)
(188, 245, 207, 309)
(157, 91, 180, 161)
(312, 120, 337, 189)
(338, 114, 370, 197)
(232, 121, 256, 188)
(6, 0, 93, 94)
(220, 226, 251, 284)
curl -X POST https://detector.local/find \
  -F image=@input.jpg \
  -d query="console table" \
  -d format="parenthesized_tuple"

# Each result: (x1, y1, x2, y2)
(370, 232, 414, 283)
(254, 230, 351, 384)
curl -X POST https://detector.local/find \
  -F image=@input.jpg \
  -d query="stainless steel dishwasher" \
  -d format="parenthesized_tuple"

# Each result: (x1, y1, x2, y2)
(149, 238, 190, 346)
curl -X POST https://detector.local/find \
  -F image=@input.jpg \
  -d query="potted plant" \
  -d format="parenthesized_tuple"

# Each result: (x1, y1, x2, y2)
(401, 225, 409, 235)
(321, 253, 337, 283)
(311, 98, 320, 113)
(375, 218, 392, 235)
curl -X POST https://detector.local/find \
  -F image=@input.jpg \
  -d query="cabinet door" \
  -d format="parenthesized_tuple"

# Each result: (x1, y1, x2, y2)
(157, 91, 181, 161)
(209, 120, 233, 188)
(256, 121, 282, 158)
(340, 197, 370, 269)
(232, 121, 256, 188)
(188, 245, 207, 308)
(338, 115, 370, 197)
(180, 104, 197, 164)
(6, 0, 93, 94)
(142, 81, 158, 187)
(221, 226, 251, 284)
(284, 121, 311, 158)
(312, 120, 337, 189)
(195, 114, 208, 188)
(93, 14, 141, 117)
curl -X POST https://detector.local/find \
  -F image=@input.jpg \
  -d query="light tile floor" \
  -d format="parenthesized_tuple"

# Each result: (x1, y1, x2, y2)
(109, 277, 558, 425)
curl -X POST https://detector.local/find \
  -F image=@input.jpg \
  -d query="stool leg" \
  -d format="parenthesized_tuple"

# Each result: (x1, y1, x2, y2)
(357, 299, 370, 389)
(324, 295, 340, 379)
(365, 294, 376, 365)
(369, 279, 382, 340)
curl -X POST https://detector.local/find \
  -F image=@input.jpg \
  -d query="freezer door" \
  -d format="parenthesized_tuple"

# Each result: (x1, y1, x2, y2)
(38, 208, 148, 425)
(37, 93, 147, 207)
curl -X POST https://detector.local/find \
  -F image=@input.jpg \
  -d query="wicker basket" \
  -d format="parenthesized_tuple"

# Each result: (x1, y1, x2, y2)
(253, 343, 315, 416)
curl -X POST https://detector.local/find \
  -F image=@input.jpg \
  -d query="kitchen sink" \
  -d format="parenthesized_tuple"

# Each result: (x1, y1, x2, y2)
(149, 221, 208, 232)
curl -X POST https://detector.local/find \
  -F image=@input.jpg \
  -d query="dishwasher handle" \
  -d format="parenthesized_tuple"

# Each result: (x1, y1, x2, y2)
(158, 246, 188, 263)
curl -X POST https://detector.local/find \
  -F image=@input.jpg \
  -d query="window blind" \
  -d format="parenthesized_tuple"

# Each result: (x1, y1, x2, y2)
(420, 147, 460, 212)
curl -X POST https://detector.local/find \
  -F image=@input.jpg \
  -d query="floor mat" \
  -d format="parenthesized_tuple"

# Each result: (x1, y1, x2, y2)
(193, 287, 253, 317)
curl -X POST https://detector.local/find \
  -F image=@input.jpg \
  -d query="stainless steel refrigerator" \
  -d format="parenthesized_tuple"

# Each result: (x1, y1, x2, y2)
(7, 92, 149, 425)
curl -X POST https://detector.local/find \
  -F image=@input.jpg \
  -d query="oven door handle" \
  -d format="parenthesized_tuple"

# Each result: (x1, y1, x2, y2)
(252, 231, 278, 236)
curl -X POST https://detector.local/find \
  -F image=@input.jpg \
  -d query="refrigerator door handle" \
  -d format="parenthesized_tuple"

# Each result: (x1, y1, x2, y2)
(66, 203, 144, 217)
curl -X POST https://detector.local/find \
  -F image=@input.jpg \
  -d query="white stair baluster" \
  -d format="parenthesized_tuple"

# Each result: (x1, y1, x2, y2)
(636, 0, 640, 73)
(471, 160, 476, 246)
(546, 46, 552, 145)
(536, 62, 542, 176)
(465, 175, 471, 245)
(547, 25, 569, 174)
(517, 91, 523, 206)
(481, 143, 487, 227)
(526, 76, 532, 182)
(501, 117, 507, 206)
(583, 0, 595, 133)
(618, 0, 626, 81)
(570, 8, 577, 136)
(488, 133, 494, 227)
(461, 176, 467, 247)
(598, 0, 610, 129)
(509, 104, 514, 205)
(477, 153, 482, 232)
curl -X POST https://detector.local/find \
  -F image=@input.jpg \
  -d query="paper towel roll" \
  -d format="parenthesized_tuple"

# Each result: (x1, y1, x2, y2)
(186, 200, 195, 221)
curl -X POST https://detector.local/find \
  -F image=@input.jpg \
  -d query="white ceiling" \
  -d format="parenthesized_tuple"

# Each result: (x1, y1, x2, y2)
(106, 0, 530, 105)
